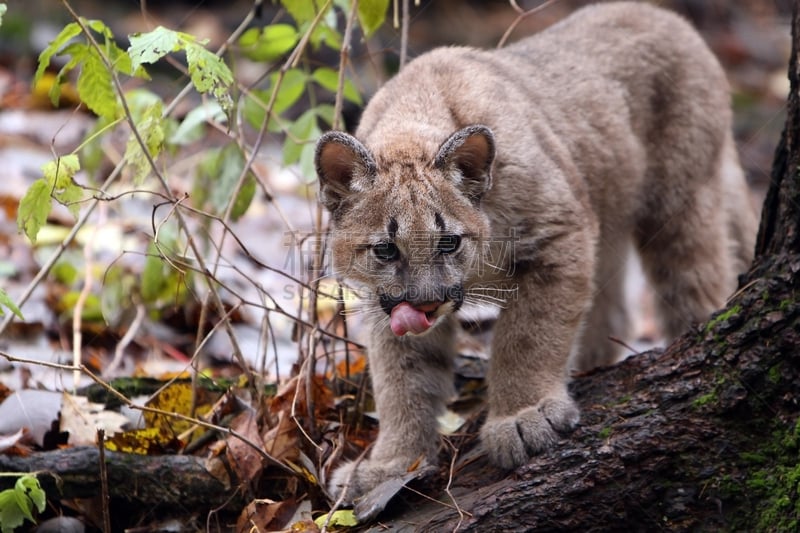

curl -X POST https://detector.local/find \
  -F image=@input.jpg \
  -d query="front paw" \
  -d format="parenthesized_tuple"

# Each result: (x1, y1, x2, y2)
(328, 456, 426, 504)
(481, 396, 580, 469)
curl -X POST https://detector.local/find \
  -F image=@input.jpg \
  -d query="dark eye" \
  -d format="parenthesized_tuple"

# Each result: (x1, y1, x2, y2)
(437, 234, 462, 255)
(372, 241, 399, 261)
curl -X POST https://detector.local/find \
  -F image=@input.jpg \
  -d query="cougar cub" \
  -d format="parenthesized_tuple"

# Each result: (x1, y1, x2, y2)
(315, 1, 756, 501)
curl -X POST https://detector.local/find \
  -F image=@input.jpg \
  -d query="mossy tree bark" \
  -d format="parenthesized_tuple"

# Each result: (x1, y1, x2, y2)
(368, 6, 800, 532)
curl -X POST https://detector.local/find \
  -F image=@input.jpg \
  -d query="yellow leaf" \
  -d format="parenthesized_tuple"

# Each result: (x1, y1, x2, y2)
(313, 509, 358, 529)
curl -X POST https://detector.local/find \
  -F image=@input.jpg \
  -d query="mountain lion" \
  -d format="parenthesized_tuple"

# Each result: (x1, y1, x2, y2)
(315, 1, 757, 501)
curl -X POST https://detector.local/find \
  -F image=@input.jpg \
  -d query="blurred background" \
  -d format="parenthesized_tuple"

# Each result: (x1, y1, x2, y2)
(0, 0, 791, 194)
(0, 0, 792, 381)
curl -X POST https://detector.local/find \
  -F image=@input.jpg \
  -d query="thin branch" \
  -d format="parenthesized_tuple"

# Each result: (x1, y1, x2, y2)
(497, 0, 560, 49)
(400, 0, 410, 69)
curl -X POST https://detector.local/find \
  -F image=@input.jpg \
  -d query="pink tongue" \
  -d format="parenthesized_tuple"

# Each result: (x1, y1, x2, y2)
(390, 302, 434, 336)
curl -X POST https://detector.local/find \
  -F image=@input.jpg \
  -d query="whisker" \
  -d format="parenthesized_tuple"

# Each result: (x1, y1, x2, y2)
(462, 295, 508, 310)
(467, 285, 519, 293)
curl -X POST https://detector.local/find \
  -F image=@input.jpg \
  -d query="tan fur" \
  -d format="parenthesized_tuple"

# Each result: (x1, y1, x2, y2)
(315, 2, 757, 502)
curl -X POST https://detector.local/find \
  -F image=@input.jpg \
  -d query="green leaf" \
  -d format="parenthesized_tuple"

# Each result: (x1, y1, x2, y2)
(0, 4, 7, 27)
(0, 490, 26, 533)
(42, 154, 82, 218)
(17, 476, 45, 514)
(184, 41, 234, 110)
(86, 19, 114, 41)
(231, 176, 257, 221)
(243, 69, 308, 131)
(315, 103, 337, 127)
(310, 23, 342, 50)
(280, 0, 317, 24)
(311, 67, 362, 105)
(204, 144, 257, 220)
(358, 0, 389, 36)
(49, 43, 86, 107)
(0, 288, 23, 320)
(239, 24, 299, 62)
(314, 509, 358, 528)
(77, 47, 119, 119)
(0, 475, 44, 532)
(128, 26, 180, 72)
(283, 108, 318, 166)
(17, 179, 52, 244)
(170, 101, 225, 145)
(34, 21, 82, 87)
(123, 100, 165, 184)
(141, 244, 168, 303)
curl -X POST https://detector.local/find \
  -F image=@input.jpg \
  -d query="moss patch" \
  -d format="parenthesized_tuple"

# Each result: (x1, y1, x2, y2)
(729, 418, 800, 531)
(704, 304, 742, 333)
(692, 392, 717, 408)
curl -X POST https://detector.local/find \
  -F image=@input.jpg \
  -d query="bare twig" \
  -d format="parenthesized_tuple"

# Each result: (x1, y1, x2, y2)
(400, 0, 410, 69)
(71, 203, 102, 391)
(497, 0, 560, 48)
(103, 302, 146, 378)
(97, 429, 112, 533)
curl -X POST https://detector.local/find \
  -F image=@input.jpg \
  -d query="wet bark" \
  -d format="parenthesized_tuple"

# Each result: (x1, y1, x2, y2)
(0, 447, 243, 517)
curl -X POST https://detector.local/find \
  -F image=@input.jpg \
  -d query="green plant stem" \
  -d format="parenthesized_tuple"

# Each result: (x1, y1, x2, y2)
(0, 2, 256, 338)
(58, 0, 262, 386)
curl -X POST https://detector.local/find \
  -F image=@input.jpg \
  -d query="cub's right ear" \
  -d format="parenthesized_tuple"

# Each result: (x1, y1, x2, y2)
(315, 131, 377, 214)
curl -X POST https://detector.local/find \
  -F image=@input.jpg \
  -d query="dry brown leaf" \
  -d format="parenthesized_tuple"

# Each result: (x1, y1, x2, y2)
(226, 408, 265, 486)
(261, 410, 299, 463)
(235, 498, 299, 533)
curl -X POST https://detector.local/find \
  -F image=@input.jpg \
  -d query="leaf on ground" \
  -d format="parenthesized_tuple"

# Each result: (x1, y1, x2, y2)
(143, 381, 218, 436)
(261, 410, 299, 463)
(0, 390, 62, 447)
(104, 426, 182, 455)
(269, 374, 333, 420)
(334, 352, 366, 379)
(235, 498, 300, 533)
(60, 393, 130, 446)
(0, 428, 24, 453)
(225, 409, 265, 485)
(354, 467, 434, 523)
(314, 509, 358, 529)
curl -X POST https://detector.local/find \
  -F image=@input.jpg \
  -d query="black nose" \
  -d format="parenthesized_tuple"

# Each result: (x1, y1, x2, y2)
(378, 284, 464, 315)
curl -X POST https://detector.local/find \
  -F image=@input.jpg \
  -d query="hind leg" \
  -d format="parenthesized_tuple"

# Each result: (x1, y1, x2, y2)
(574, 236, 631, 371)
(635, 182, 735, 339)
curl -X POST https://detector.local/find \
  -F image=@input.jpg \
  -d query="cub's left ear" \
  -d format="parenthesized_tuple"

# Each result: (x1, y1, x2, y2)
(434, 125, 495, 203)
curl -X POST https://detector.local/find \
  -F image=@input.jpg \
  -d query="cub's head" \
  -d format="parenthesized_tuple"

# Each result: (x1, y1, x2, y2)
(315, 125, 495, 336)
